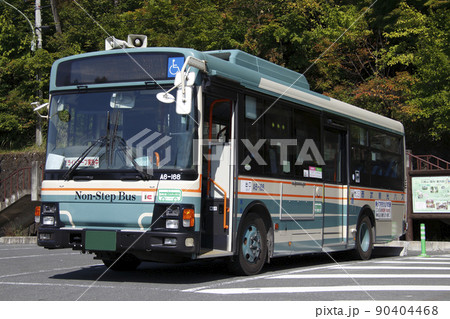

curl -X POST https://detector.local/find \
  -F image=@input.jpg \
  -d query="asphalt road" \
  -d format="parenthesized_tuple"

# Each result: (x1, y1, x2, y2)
(1, 243, 450, 304)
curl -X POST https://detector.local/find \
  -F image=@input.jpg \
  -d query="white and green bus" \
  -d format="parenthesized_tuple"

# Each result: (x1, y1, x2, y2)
(37, 36, 407, 275)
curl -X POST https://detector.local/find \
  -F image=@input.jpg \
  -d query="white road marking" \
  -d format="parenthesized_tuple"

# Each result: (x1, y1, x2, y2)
(0, 252, 79, 260)
(375, 260, 450, 265)
(196, 285, 450, 295)
(405, 257, 450, 261)
(272, 274, 450, 279)
(188, 257, 450, 296)
(0, 264, 104, 279)
(0, 281, 115, 289)
(331, 266, 450, 270)
(182, 264, 337, 293)
(0, 247, 41, 251)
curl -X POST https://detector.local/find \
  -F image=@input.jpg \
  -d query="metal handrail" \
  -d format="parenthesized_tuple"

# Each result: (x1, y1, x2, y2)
(407, 153, 450, 171)
(0, 167, 32, 203)
(208, 177, 229, 230)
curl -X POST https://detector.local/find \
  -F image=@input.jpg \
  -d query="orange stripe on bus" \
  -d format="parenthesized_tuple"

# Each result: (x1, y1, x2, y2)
(42, 187, 201, 194)
(352, 197, 406, 204)
(350, 187, 405, 195)
(42, 175, 202, 194)
(238, 177, 348, 189)
(237, 192, 348, 201)
(41, 188, 156, 192)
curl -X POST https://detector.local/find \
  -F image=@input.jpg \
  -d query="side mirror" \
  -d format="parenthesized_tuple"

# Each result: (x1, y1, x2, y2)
(174, 71, 195, 115)
(176, 86, 193, 115)
(158, 56, 207, 115)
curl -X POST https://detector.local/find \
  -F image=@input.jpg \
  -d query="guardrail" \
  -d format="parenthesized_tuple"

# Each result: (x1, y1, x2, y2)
(407, 153, 450, 171)
(0, 162, 44, 210)
(0, 167, 32, 205)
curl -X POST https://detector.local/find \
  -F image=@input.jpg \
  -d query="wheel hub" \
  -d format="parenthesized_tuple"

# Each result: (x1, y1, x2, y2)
(242, 225, 261, 263)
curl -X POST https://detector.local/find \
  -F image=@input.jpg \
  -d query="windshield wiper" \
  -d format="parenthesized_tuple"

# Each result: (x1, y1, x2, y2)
(64, 109, 152, 181)
(62, 135, 152, 181)
(106, 109, 152, 180)
(108, 111, 120, 167)
(115, 136, 152, 180)
(63, 136, 107, 181)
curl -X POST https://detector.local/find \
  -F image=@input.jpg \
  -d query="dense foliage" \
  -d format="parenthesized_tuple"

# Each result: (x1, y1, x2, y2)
(0, 0, 449, 158)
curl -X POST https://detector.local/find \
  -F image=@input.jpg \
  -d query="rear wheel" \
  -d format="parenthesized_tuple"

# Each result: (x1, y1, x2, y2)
(230, 213, 267, 276)
(102, 253, 141, 271)
(355, 216, 373, 260)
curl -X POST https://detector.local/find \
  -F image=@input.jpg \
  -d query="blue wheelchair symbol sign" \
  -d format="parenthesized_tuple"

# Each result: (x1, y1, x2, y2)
(167, 57, 184, 78)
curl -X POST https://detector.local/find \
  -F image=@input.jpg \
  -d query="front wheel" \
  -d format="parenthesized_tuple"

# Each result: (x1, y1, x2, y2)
(355, 216, 374, 260)
(229, 213, 268, 276)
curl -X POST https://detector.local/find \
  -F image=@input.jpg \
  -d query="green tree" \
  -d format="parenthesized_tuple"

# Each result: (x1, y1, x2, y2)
(0, 0, 448, 158)
(0, 2, 40, 149)
(370, 0, 450, 157)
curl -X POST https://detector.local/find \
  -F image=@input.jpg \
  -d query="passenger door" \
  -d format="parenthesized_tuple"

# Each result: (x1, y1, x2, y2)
(322, 126, 348, 247)
(201, 96, 235, 252)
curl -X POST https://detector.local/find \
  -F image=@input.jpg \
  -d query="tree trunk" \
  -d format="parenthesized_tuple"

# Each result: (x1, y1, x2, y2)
(50, 0, 62, 34)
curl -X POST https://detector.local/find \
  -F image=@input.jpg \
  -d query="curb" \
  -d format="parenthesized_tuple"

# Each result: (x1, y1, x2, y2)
(376, 240, 450, 256)
(0, 236, 37, 244)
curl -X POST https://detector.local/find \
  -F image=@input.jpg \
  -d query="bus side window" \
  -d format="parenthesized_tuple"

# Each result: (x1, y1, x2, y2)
(369, 130, 403, 190)
(350, 125, 370, 186)
(241, 96, 265, 175)
(293, 109, 321, 179)
(264, 103, 292, 177)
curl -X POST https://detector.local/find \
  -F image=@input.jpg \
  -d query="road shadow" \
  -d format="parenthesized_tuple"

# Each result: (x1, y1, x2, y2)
(50, 246, 404, 284)
(51, 258, 232, 284)
(372, 246, 405, 257)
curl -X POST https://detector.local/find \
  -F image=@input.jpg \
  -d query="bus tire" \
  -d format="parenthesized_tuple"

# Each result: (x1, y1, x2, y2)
(102, 253, 141, 271)
(355, 216, 373, 260)
(230, 213, 267, 276)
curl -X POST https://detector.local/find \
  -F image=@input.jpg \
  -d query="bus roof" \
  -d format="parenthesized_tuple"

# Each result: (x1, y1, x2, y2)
(49, 47, 404, 135)
(202, 49, 404, 135)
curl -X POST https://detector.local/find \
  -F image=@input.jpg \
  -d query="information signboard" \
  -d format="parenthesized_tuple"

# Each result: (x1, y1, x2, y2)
(412, 176, 450, 213)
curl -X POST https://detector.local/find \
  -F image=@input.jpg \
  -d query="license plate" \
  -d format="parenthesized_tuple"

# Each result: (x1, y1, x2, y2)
(85, 231, 116, 251)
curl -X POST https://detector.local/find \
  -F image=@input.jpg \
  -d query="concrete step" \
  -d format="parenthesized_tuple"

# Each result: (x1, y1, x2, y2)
(0, 195, 40, 236)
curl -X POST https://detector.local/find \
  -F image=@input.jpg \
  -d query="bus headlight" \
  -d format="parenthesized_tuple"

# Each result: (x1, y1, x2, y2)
(164, 238, 177, 246)
(42, 203, 58, 214)
(40, 203, 59, 226)
(42, 216, 56, 226)
(39, 233, 52, 240)
(166, 219, 179, 229)
(165, 207, 180, 217)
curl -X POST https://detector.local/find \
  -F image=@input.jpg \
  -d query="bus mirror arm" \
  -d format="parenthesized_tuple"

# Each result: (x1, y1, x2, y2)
(175, 57, 207, 115)
(31, 102, 49, 119)
(179, 56, 207, 93)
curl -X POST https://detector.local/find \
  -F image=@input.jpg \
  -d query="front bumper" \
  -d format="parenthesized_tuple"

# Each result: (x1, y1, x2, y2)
(37, 227, 200, 256)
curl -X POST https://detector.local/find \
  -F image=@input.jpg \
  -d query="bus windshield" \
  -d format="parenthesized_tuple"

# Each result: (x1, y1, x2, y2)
(45, 89, 198, 179)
